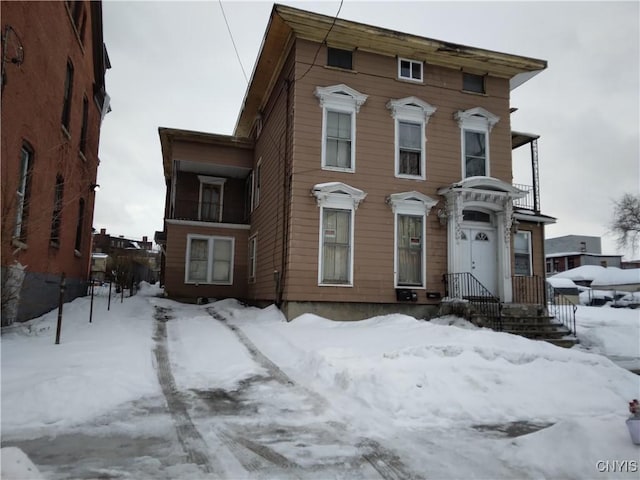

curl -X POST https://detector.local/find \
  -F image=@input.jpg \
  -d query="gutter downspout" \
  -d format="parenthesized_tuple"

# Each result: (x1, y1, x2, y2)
(276, 78, 292, 308)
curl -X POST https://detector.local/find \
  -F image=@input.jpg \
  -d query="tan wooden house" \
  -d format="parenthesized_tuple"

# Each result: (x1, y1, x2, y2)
(157, 4, 558, 323)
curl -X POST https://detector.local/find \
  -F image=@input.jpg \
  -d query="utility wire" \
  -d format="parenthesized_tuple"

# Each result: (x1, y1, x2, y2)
(295, 0, 344, 82)
(218, 0, 249, 84)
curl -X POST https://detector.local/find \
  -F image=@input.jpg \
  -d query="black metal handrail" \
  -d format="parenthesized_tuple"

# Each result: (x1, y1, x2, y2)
(546, 281, 577, 335)
(512, 183, 535, 211)
(443, 272, 503, 331)
(512, 275, 546, 305)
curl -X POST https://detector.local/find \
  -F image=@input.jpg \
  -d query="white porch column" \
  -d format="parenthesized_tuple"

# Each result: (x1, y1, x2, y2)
(445, 192, 463, 275)
(498, 201, 514, 302)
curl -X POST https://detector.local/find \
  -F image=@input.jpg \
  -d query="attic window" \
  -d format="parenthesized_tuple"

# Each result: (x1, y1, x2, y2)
(327, 47, 353, 70)
(398, 58, 423, 82)
(463, 72, 485, 94)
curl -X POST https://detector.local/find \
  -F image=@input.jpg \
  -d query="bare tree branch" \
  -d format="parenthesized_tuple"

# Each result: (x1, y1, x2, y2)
(610, 193, 640, 255)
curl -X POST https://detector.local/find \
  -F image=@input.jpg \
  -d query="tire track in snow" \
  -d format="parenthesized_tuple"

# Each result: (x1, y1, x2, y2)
(208, 307, 424, 480)
(152, 306, 222, 475)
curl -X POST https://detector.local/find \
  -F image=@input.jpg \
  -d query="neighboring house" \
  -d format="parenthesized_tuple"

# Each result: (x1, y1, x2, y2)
(545, 235, 622, 274)
(92, 229, 159, 284)
(93, 228, 153, 254)
(157, 4, 556, 321)
(590, 268, 640, 292)
(621, 260, 640, 270)
(90, 253, 109, 282)
(1, 1, 110, 325)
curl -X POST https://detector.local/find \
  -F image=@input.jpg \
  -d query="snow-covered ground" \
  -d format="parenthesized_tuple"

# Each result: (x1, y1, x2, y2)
(2, 284, 639, 479)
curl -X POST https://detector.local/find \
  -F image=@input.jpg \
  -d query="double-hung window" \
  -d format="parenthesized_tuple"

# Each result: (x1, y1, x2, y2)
(315, 84, 368, 173)
(312, 182, 367, 287)
(388, 191, 438, 289)
(15, 143, 33, 241)
(325, 111, 352, 169)
(397, 214, 423, 286)
(185, 235, 234, 285)
(514, 231, 532, 276)
(79, 95, 89, 156)
(198, 176, 225, 222)
(50, 175, 64, 245)
(398, 58, 423, 82)
(248, 235, 257, 283)
(464, 130, 487, 177)
(454, 107, 500, 179)
(74, 198, 85, 252)
(321, 208, 351, 284)
(61, 60, 74, 133)
(387, 97, 436, 180)
(253, 159, 261, 209)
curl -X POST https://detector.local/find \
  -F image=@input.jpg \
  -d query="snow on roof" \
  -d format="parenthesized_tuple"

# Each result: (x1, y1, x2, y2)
(546, 277, 578, 289)
(551, 265, 611, 282)
(552, 265, 640, 286)
(91, 253, 109, 258)
(545, 252, 622, 259)
(591, 268, 640, 287)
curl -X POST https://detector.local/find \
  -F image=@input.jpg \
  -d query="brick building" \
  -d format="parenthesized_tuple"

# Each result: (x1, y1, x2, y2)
(92, 228, 153, 255)
(1, 1, 110, 324)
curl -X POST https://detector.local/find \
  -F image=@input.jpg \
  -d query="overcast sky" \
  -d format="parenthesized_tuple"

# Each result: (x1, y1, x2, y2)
(96, 0, 639, 258)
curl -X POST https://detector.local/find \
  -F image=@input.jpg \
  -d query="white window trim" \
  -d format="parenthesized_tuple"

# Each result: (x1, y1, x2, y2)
(397, 57, 423, 82)
(454, 107, 499, 179)
(246, 171, 254, 216)
(312, 182, 367, 287)
(248, 234, 257, 283)
(184, 234, 235, 285)
(387, 191, 438, 289)
(514, 230, 533, 277)
(387, 97, 436, 180)
(253, 158, 261, 209)
(15, 145, 31, 239)
(315, 84, 368, 173)
(198, 176, 226, 222)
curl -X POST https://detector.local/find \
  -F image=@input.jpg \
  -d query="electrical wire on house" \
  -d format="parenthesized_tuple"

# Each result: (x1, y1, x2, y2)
(218, 0, 249, 84)
(216, 1, 343, 302)
(295, 0, 344, 82)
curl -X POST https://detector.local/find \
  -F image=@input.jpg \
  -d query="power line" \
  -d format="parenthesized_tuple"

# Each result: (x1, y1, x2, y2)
(295, 0, 344, 82)
(218, 0, 248, 84)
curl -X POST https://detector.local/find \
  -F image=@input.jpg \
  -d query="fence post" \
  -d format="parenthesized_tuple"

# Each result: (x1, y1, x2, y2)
(108, 280, 112, 311)
(89, 278, 94, 323)
(55, 273, 66, 345)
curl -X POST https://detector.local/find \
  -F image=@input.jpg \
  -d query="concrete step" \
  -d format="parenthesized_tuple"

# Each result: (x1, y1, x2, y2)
(501, 303, 547, 317)
(541, 338, 579, 349)
(502, 326, 569, 336)
(499, 315, 556, 324)
(508, 329, 569, 340)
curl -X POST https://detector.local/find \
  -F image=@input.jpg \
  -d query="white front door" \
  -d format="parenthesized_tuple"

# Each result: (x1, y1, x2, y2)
(460, 227, 497, 295)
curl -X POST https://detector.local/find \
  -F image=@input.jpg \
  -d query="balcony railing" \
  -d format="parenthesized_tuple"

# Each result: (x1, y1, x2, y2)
(512, 183, 536, 211)
(171, 199, 248, 224)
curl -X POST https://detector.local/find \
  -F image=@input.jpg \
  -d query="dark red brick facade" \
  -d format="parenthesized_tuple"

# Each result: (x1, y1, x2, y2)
(1, 1, 109, 323)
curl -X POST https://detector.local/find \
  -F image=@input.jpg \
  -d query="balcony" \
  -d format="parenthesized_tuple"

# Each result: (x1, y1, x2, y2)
(512, 131, 541, 214)
(513, 183, 536, 211)
(171, 199, 248, 225)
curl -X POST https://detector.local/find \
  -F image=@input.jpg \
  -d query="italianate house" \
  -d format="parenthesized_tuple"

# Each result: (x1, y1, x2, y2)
(157, 4, 564, 336)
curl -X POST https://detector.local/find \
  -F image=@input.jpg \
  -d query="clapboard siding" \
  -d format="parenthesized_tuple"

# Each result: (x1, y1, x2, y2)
(279, 38, 513, 303)
(164, 222, 248, 299)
